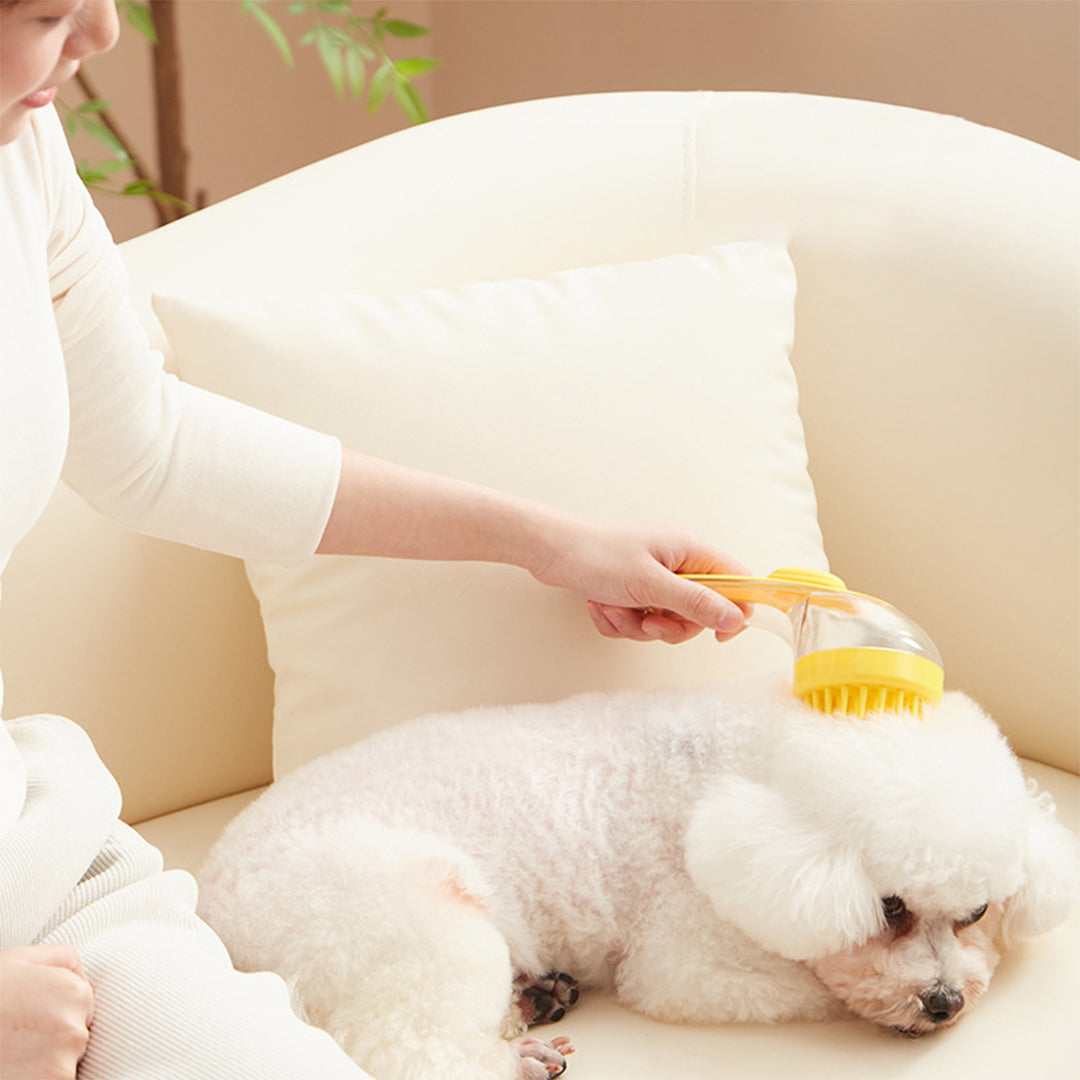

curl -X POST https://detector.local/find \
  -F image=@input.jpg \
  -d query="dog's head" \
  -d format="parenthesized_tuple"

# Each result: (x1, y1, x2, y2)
(684, 690, 1077, 1032)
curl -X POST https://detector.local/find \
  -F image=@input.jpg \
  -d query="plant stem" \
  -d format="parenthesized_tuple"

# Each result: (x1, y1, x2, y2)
(73, 68, 169, 227)
(149, 0, 189, 223)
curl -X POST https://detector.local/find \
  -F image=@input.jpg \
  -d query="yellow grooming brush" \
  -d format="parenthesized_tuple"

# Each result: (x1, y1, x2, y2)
(680, 567, 944, 718)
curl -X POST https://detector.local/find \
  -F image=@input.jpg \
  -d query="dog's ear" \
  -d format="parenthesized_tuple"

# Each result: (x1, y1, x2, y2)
(999, 783, 1079, 945)
(684, 776, 883, 961)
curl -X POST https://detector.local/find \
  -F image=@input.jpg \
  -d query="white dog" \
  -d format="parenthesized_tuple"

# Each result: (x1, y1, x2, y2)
(197, 679, 1076, 1080)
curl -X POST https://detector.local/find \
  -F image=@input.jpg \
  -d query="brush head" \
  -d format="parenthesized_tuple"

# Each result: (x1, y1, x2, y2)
(787, 574, 944, 718)
(793, 646, 945, 717)
(681, 567, 945, 718)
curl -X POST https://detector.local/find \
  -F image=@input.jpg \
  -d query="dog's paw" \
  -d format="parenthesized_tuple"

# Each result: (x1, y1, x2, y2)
(514, 971, 580, 1025)
(511, 1035, 574, 1079)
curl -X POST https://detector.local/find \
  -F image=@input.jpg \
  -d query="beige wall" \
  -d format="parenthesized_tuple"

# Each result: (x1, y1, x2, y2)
(78, 0, 1078, 242)
(433, 1, 1079, 152)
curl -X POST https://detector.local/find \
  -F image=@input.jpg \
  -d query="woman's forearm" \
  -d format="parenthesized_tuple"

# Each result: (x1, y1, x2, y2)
(316, 448, 750, 646)
(315, 448, 564, 575)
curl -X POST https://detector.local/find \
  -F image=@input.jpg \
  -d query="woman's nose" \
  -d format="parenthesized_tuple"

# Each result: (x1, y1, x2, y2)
(65, 0, 121, 61)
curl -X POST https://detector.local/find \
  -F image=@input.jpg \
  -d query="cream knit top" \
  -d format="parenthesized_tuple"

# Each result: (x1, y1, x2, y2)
(0, 107, 342, 836)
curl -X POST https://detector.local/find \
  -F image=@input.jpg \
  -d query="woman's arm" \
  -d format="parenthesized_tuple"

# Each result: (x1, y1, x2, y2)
(317, 448, 749, 644)
(33, 106, 748, 644)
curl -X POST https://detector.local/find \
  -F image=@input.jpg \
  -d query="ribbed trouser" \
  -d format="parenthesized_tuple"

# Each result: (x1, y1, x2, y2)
(0, 715, 370, 1079)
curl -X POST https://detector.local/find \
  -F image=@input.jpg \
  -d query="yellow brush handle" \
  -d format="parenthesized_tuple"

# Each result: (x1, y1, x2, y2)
(679, 567, 857, 613)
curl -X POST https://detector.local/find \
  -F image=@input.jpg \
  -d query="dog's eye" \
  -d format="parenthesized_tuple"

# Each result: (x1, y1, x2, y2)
(882, 895, 907, 922)
(958, 903, 988, 928)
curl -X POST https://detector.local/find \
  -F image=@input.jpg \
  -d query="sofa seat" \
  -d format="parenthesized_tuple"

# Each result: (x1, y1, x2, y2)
(136, 758, 1079, 1079)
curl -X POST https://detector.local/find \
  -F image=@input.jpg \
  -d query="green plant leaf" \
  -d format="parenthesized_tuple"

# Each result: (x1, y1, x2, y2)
(344, 45, 366, 99)
(287, 1, 309, 13)
(242, 0, 295, 67)
(146, 189, 194, 210)
(62, 98, 112, 139)
(314, 25, 345, 97)
(383, 19, 430, 38)
(367, 61, 391, 113)
(122, 179, 155, 195)
(393, 56, 438, 79)
(324, 25, 354, 49)
(391, 76, 427, 123)
(121, 180, 192, 210)
(80, 119, 130, 159)
(77, 162, 110, 186)
(95, 158, 132, 176)
(74, 99, 111, 115)
(119, 1, 157, 43)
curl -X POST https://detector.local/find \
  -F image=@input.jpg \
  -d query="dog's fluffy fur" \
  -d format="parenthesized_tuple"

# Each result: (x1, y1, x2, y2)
(197, 679, 1076, 1080)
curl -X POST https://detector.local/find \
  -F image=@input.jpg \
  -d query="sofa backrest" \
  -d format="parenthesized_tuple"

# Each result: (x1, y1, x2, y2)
(2, 92, 1075, 822)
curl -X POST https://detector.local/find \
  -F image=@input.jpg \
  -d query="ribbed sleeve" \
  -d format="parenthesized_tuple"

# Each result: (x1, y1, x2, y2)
(0, 717, 120, 949)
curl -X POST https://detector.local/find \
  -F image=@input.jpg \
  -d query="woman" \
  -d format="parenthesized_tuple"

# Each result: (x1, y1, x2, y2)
(0, 2, 747, 1077)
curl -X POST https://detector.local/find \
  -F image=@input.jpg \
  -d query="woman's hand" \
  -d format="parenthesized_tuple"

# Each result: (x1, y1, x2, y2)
(0, 945, 94, 1080)
(529, 517, 752, 645)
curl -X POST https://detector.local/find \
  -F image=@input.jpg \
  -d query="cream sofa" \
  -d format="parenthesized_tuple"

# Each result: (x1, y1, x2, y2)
(3, 92, 1077, 1077)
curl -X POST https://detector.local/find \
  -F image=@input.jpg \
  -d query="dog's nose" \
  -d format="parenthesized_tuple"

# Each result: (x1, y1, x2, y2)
(919, 985, 964, 1023)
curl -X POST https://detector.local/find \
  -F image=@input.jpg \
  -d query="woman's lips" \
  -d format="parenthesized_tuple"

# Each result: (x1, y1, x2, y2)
(21, 86, 59, 109)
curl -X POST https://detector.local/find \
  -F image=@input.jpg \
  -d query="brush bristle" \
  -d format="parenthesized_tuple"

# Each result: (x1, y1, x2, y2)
(799, 684, 929, 717)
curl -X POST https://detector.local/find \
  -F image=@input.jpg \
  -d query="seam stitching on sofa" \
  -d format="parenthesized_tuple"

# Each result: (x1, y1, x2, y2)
(681, 95, 701, 238)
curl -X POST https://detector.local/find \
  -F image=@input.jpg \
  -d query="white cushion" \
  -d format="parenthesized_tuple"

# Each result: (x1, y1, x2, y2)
(155, 241, 826, 776)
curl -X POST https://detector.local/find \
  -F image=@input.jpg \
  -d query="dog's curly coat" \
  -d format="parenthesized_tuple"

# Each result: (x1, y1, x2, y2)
(197, 679, 1076, 1080)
